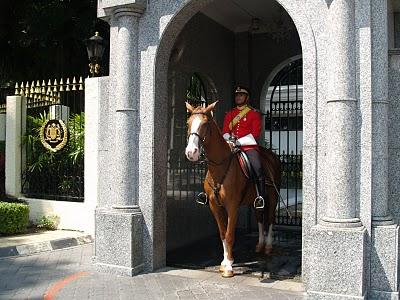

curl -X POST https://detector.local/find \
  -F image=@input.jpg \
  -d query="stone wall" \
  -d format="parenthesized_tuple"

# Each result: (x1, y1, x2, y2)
(388, 50, 400, 224)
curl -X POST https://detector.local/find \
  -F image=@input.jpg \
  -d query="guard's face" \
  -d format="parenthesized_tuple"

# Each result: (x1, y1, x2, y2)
(235, 92, 248, 106)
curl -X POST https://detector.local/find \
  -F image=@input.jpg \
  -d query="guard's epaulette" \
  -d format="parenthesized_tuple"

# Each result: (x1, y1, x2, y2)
(247, 105, 259, 112)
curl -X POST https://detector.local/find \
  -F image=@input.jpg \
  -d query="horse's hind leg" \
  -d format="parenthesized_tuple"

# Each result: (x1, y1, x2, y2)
(255, 210, 265, 253)
(265, 224, 273, 255)
(264, 185, 278, 255)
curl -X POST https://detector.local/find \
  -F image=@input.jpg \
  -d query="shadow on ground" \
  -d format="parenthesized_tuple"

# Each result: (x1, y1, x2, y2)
(167, 228, 302, 280)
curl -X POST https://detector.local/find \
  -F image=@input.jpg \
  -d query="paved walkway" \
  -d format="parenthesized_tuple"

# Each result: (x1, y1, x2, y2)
(0, 230, 92, 258)
(0, 244, 306, 300)
(0, 230, 90, 248)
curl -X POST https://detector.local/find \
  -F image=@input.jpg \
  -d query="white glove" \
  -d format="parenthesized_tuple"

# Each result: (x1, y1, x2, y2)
(237, 134, 257, 146)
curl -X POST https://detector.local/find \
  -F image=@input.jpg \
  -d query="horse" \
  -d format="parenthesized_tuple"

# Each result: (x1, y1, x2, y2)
(184, 101, 282, 278)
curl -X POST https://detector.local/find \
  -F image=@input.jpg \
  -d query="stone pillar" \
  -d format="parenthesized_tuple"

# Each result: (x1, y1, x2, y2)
(94, 2, 146, 276)
(322, 0, 361, 228)
(307, 1, 367, 299)
(370, 0, 391, 226)
(112, 6, 142, 209)
(84, 77, 110, 236)
(369, 1, 400, 298)
(49, 105, 70, 125)
(5, 96, 26, 198)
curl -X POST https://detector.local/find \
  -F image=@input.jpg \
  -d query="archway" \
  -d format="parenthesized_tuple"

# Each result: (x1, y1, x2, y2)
(153, 0, 319, 281)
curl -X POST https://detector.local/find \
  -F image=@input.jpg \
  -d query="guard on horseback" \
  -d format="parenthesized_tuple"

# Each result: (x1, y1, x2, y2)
(222, 85, 266, 209)
(185, 99, 282, 276)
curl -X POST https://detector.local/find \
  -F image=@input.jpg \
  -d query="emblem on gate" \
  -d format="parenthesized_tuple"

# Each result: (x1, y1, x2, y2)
(40, 119, 68, 152)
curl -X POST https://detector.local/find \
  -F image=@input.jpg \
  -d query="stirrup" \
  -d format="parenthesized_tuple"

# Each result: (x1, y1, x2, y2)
(196, 192, 209, 206)
(253, 195, 265, 209)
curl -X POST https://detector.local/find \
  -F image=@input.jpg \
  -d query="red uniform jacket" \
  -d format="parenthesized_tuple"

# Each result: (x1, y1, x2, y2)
(222, 106, 262, 151)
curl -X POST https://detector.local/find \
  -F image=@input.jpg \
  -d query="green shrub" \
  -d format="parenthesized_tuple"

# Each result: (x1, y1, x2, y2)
(0, 202, 29, 234)
(36, 215, 59, 230)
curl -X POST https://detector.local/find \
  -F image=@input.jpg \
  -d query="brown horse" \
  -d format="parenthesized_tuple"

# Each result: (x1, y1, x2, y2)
(185, 101, 281, 278)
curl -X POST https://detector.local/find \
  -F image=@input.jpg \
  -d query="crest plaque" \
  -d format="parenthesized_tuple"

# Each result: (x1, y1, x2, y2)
(40, 119, 68, 152)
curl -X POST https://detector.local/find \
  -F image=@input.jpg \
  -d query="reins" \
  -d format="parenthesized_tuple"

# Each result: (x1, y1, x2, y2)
(206, 152, 235, 207)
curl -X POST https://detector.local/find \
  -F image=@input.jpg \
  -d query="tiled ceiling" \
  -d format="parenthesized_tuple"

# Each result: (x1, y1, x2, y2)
(393, 0, 400, 12)
(202, 0, 400, 32)
(200, 0, 292, 33)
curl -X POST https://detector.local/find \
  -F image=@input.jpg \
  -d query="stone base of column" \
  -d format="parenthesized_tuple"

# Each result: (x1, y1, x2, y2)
(369, 221, 400, 299)
(94, 207, 143, 276)
(306, 225, 367, 299)
(369, 290, 399, 300)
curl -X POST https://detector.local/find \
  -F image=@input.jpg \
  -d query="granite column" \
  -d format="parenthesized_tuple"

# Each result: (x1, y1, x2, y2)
(94, 4, 145, 276)
(307, 1, 367, 298)
(370, 0, 392, 225)
(322, 0, 361, 228)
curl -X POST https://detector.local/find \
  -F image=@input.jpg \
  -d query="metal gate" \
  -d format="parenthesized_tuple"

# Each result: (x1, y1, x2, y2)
(265, 59, 303, 225)
(167, 73, 208, 201)
(19, 77, 85, 202)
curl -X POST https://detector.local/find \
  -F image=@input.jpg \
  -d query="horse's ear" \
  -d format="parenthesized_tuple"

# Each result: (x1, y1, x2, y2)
(206, 101, 219, 113)
(186, 102, 194, 113)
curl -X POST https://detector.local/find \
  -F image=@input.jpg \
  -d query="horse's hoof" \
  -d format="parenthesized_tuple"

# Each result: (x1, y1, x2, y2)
(219, 264, 225, 273)
(255, 243, 265, 253)
(222, 270, 234, 278)
(264, 245, 273, 255)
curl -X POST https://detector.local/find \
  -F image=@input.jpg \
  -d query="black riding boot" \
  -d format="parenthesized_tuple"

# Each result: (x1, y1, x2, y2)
(254, 177, 266, 209)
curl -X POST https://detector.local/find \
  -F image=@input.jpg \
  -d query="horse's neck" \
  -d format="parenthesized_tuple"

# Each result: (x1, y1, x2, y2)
(204, 120, 232, 176)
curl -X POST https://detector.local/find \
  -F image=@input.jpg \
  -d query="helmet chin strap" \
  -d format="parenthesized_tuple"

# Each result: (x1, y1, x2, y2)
(236, 98, 249, 109)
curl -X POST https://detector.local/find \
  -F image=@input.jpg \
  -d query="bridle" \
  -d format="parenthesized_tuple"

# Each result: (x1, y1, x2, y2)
(186, 110, 240, 207)
(187, 111, 234, 166)
(187, 112, 212, 162)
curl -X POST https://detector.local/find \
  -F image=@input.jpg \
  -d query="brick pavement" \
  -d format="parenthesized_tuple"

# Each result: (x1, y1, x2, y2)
(0, 244, 306, 300)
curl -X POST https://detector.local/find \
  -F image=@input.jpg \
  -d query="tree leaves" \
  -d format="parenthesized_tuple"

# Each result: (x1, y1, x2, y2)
(0, 0, 109, 85)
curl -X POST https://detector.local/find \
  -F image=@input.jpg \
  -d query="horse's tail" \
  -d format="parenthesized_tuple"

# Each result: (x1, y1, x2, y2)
(259, 146, 282, 189)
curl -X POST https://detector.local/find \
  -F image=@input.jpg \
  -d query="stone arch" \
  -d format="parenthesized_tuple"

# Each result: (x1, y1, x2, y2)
(259, 54, 303, 114)
(153, 0, 320, 274)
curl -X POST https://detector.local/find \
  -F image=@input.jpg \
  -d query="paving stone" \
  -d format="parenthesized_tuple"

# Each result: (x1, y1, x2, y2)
(0, 244, 305, 300)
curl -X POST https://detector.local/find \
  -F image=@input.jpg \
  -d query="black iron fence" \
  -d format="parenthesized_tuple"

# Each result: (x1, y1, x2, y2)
(266, 58, 303, 226)
(18, 77, 85, 202)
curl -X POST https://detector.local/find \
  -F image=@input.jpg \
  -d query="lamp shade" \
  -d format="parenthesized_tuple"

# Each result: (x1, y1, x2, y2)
(84, 32, 105, 62)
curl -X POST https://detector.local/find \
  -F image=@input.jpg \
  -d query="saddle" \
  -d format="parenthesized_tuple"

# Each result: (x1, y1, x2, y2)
(237, 150, 254, 180)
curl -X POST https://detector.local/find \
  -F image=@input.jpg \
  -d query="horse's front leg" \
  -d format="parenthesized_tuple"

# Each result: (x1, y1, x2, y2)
(221, 206, 239, 278)
(208, 198, 229, 272)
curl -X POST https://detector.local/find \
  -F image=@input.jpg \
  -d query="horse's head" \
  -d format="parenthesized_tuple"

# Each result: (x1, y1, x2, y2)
(185, 101, 218, 161)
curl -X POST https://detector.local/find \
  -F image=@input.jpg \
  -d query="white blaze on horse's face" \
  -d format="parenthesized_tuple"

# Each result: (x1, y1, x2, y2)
(185, 116, 202, 161)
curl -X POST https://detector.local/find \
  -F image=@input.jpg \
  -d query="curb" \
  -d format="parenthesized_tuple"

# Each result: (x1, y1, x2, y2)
(0, 235, 93, 259)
